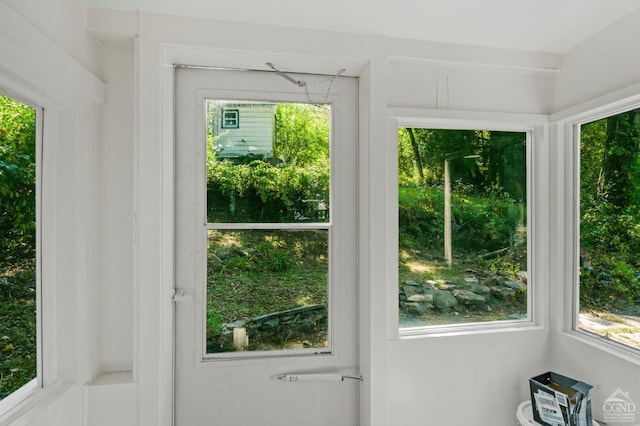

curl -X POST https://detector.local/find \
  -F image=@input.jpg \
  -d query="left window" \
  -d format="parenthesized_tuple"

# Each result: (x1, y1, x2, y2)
(0, 92, 39, 409)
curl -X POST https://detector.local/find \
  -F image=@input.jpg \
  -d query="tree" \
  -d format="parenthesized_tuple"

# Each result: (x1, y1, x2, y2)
(405, 128, 425, 182)
(601, 109, 640, 211)
(0, 94, 36, 266)
(273, 103, 329, 167)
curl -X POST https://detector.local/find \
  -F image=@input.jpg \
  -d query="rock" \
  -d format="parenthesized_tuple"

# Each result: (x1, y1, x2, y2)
(403, 280, 421, 286)
(406, 302, 432, 315)
(502, 280, 526, 291)
(407, 294, 434, 303)
(452, 289, 486, 305)
(467, 283, 490, 295)
(430, 290, 458, 309)
(224, 320, 247, 329)
(464, 277, 480, 286)
(402, 285, 421, 298)
(261, 318, 280, 330)
(508, 313, 527, 320)
(492, 286, 515, 300)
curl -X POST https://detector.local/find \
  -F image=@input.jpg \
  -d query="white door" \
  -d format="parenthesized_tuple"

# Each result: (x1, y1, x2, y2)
(174, 67, 359, 426)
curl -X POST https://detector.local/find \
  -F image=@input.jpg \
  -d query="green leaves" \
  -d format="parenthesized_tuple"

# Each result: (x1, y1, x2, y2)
(207, 160, 330, 223)
(1, 94, 36, 269)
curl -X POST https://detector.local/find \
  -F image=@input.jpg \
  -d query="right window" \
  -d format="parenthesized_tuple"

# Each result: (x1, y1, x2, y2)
(578, 108, 640, 351)
(398, 127, 529, 329)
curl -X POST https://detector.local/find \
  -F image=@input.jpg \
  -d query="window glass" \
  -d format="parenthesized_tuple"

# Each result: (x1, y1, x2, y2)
(398, 128, 528, 329)
(578, 108, 640, 350)
(206, 101, 330, 224)
(206, 229, 328, 353)
(0, 94, 37, 400)
(205, 100, 331, 354)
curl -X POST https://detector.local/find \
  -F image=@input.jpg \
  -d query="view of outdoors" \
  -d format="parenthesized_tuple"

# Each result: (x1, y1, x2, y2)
(579, 108, 640, 350)
(0, 94, 37, 399)
(398, 128, 528, 328)
(205, 101, 331, 353)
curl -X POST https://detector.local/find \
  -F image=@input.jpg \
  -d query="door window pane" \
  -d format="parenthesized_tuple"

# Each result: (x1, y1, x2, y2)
(398, 128, 528, 328)
(206, 101, 330, 224)
(206, 229, 328, 353)
(0, 94, 37, 400)
(205, 100, 332, 354)
(578, 108, 640, 350)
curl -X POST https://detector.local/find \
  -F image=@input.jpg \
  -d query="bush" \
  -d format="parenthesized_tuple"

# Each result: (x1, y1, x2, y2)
(207, 159, 330, 223)
(398, 185, 525, 255)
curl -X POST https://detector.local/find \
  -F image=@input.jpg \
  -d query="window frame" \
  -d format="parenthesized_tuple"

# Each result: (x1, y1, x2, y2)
(220, 108, 239, 129)
(196, 90, 339, 361)
(569, 99, 640, 358)
(389, 111, 547, 339)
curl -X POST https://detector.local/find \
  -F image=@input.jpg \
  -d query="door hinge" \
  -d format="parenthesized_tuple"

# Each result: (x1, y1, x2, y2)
(172, 289, 193, 303)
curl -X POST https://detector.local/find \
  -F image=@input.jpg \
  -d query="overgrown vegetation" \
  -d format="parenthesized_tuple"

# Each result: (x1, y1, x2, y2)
(579, 109, 640, 315)
(206, 230, 328, 350)
(1, 94, 36, 399)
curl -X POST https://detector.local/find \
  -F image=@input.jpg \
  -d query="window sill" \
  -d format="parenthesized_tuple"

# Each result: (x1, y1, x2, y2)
(561, 329, 640, 367)
(398, 319, 542, 340)
(0, 380, 71, 424)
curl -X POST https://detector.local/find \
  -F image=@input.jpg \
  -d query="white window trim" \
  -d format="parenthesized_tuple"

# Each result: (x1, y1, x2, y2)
(557, 92, 640, 363)
(387, 108, 548, 340)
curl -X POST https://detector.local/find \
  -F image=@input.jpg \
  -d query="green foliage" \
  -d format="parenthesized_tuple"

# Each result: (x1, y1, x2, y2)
(207, 230, 328, 328)
(207, 160, 329, 223)
(0, 95, 36, 268)
(0, 262, 37, 399)
(398, 128, 526, 203)
(579, 109, 640, 313)
(273, 103, 329, 167)
(399, 182, 525, 255)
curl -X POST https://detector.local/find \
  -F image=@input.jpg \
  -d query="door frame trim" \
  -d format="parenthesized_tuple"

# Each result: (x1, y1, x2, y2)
(155, 45, 375, 425)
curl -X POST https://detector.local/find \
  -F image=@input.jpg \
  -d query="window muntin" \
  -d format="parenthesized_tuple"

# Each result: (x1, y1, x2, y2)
(205, 100, 332, 355)
(398, 127, 529, 330)
(577, 107, 640, 351)
(0, 93, 38, 403)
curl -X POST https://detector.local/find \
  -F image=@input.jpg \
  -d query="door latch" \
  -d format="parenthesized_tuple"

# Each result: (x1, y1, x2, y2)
(172, 289, 193, 303)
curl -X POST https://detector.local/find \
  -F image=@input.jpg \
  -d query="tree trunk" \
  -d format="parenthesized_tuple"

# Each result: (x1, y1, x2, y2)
(601, 110, 640, 210)
(405, 128, 425, 182)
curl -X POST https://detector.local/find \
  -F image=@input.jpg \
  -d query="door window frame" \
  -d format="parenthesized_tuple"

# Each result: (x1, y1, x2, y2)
(194, 88, 341, 361)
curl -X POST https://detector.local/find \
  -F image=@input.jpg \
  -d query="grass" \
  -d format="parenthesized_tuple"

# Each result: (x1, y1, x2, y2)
(207, 229, 328, 331)
(0, 260, 37, 400)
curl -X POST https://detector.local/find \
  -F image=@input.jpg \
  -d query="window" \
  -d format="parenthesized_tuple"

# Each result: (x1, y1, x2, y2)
(577, 107, 640, 351)
(398, 127, 529, 330)
(0, 93, 38, 407)
(221, 108, 239, 129)
(205, 100, 332, 354)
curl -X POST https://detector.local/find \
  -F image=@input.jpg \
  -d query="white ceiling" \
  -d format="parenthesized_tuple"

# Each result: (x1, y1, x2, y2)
(84, 0, 640, 53)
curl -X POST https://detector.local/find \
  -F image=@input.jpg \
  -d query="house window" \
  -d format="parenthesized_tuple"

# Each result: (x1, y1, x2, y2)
(398, 127, 529, 330)
(577, 107, 640, 351)
(0, 93, 39, 408)
(221, 109, 239, 129)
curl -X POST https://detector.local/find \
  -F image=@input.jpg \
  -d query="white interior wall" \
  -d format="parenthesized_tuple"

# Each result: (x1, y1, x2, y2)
(548, 7, 640, 424)
(118, 10, 560, 426)
(96, 40, 135, 374)
(0, 0, 105, 424)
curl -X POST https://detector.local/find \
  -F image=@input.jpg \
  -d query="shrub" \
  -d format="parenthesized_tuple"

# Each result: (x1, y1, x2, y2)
(207, 160, 329, 223)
